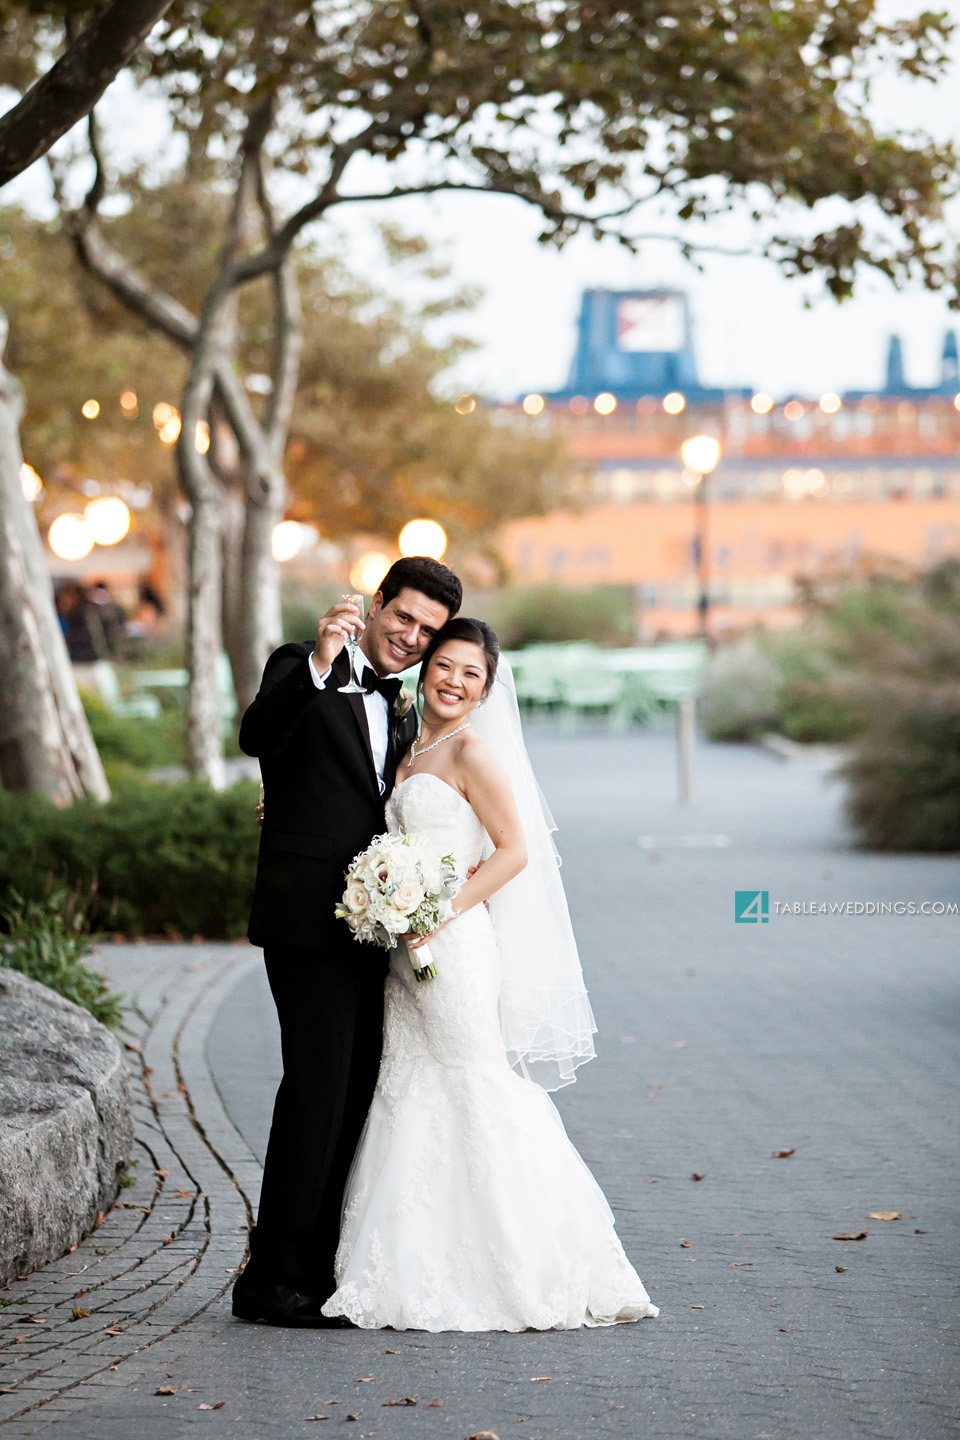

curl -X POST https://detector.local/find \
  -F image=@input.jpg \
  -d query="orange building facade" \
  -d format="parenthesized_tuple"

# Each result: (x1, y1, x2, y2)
(497, 291, 960, 637)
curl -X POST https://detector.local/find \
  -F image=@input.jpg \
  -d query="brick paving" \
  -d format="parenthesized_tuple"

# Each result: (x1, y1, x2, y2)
(1, 730, 957, 1439)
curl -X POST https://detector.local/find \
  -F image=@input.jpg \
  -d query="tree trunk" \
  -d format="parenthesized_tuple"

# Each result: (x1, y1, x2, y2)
(220, 480, 246, 702)
(0, 309, 109, 803)
(237, 490, 284, 713)
(183, 490, 226, 789)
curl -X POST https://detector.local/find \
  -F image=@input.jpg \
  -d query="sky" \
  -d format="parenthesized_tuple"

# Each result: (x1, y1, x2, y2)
(4, 4, 960, 404)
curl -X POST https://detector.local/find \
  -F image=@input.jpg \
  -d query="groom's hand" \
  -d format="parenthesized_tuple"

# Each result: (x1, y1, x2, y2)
(314, 601, 364, 672)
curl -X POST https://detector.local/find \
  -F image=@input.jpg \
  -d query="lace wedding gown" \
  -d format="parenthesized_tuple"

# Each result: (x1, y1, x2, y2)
(321, 772, 659, 1331)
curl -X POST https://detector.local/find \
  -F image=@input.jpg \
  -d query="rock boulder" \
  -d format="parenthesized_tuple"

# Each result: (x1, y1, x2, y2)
(0, 969, 132, 1283)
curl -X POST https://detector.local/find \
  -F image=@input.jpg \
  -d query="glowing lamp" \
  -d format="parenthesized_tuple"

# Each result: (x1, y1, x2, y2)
(819, 393, 842, 414)
(398, 519, 448, 560)
(158, 414, 182, 445)
(523, 394, 545, 416)
(594, 393, 617, 415)
(680, 436, 721, 475)
(49, 514, 94, 560)
(349, 550, 391, 595)
(81, 399, 100, 419)
(152, 402, 177, 429)
(84, 496, 131, 546)
(20, 463, 42, 501)
(455, 394, 476, 415)
(120, 390, 138, 414)
(784, 400, 805, 421)
(272, 520, 305, 562)
(663, 392, 685, 415)
(750, 393, 773, 415)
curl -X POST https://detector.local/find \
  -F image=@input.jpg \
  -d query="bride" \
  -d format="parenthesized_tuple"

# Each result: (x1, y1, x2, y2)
(322, 617, 659, 1332)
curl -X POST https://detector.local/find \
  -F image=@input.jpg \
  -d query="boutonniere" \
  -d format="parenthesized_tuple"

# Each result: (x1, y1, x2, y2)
(394, 688, 416, 720)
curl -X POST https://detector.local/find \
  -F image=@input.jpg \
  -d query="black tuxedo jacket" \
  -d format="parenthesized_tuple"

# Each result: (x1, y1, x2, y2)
(241, 643, 418, 950)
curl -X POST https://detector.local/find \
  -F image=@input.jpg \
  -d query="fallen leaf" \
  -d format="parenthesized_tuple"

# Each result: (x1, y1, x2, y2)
(345, 1414, 361, 1422)
(835, 1266, 848, 1273)
(833, 1232, 868, 1241)
(728, 1262, 753, 1267)
(109, 1365, 120, 1371)
(0, 1388, 17, 1395)
(91, 1210, 106, 1231)
(674, 1040, 689, 1047)
(155, 1385, 176, 1395)
(355, 1377, 374, 1382)
(27, 1317, 46, 1323)
(383, 1349, 398, 1354)
(772, 1148, 796, 1159)
(645, 1178, 657, 1184)
(162, 1232, 177, 1245)
(162, 1091, 178, 1099)
(175, 1190, 195, 1199)
(155, 1169, 170, 1178)
(305, 1417, 329, 1423)
(200, 1401, 225, 1410)
(915, 1228, 928, 1234)
(104, 1328, 124, 1336)
(15, 1336, 29, 1343)
(531, 1376, 552, 1381)
(124, 1042, 143, 1054)
(467, 1433, 500, 1440)
(427, 1400, 443, 1407)
(867, 1211, 900, 1221)
(680, 1241, 691, 1248)
(691, 1173, 706, 1182)
(779, 1327, 789, 1333)
(691, 1304, 705, 1309)
(382, 1397, 417, 1406)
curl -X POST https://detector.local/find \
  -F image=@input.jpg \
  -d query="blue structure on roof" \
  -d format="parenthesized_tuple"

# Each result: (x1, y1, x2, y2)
(542, 288, 744, 402)
(844, 330, 960, 401)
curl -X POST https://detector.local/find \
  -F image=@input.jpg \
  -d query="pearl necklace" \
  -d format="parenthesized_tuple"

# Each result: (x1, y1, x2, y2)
(407, 721, 470, 767)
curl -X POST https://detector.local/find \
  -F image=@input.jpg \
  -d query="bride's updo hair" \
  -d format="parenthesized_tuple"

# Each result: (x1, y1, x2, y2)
(419, 617, 500, 698)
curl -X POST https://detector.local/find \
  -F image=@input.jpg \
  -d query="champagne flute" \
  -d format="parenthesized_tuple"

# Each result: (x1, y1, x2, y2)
(337, 592, 367, 693)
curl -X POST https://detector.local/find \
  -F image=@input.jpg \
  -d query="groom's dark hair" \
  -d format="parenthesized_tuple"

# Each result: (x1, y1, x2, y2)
(379, 556, 462, 617)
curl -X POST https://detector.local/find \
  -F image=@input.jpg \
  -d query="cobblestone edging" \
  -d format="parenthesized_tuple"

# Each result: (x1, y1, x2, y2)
(0, 945, 262, 1427)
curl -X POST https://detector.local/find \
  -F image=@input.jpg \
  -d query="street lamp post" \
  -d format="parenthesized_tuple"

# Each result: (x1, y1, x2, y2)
(680, 435, 722, 640)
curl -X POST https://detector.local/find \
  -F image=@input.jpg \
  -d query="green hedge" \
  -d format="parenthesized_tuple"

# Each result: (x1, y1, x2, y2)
(0, 780, 260, 938)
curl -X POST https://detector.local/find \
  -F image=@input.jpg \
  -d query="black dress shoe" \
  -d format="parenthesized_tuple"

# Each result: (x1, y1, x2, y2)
(231, 1281, 350, 1328)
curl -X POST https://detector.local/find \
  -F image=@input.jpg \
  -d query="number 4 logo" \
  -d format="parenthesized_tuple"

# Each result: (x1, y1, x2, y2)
(735, 891, 769, 923)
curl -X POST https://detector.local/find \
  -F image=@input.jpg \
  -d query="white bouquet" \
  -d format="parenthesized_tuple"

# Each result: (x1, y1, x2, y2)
(336, 832, 460, 981)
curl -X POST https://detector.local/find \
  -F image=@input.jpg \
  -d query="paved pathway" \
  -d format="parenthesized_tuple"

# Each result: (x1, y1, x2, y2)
(1, 730, 957, 1440)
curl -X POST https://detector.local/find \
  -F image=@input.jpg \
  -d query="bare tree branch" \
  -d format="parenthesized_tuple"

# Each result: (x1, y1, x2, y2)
(0, 0, 175, 189)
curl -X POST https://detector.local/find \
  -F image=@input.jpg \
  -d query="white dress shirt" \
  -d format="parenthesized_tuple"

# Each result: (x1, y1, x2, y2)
(309, 647, 390, 795)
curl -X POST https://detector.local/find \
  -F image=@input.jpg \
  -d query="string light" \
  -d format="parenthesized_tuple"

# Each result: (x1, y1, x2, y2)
(398, 519, 447, 560)
(750, 393, 773, 415)
(349, 551, 391, 595)
(20, 463, 42, 501)
(523, 394, 545, 415)
(594, 393, 617, 415)
(49, 514, 94, 560)
(663, 392, 685, 415)
(455, 394, 476, 414)
(81, 399, 100, 419)
(84, 496, 132, 545)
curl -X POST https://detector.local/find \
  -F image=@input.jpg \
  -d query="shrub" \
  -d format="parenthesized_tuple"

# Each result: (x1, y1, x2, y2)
(81, 691, 186, 770)
(0, 887, 123, 1030)
(841, 684, 960, 850)
(488, 585, 634, 649)
(0, 779, 260, 938)
(697, 637, 783, 742)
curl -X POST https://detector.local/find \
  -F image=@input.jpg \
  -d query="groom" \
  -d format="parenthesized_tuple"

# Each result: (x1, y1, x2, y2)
(233, 555, 462, 1326)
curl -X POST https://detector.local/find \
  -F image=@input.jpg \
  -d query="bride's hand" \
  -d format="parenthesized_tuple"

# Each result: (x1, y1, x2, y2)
(402, 915, 456, 949)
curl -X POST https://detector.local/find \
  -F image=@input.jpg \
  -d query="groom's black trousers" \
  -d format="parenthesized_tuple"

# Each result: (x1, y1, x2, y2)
(246, 940, 387, 1299)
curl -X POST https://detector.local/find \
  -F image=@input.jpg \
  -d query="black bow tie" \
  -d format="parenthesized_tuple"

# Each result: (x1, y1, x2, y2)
(361, 666, 403, 705)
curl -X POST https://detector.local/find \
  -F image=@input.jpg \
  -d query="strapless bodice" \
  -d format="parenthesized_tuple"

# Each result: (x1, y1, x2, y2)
(385, 772, 486, 877)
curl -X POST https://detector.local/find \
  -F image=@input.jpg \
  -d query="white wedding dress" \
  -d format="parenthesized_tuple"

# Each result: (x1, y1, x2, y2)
(321, 772, 659, 1332)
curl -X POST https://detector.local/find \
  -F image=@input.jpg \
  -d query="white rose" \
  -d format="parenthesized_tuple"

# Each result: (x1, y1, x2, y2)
(344, 883, 371, 915)
(393, 880, 426, 915)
